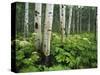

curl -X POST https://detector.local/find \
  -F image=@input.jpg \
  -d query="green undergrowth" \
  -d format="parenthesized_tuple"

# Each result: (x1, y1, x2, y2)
(13, 32, 97, 72)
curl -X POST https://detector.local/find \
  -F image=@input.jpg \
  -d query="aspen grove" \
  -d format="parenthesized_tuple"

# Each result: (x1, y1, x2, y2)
(12, 2, 97, 72)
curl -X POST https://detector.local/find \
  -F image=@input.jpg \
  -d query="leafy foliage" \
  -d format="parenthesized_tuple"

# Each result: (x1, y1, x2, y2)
(52, 32, 97, 69)
(14, 32, 97, 72)
(15, 34, 40, 72)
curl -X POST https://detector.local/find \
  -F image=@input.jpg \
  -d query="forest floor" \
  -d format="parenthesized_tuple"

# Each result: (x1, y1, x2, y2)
(14, 32, 97, 72)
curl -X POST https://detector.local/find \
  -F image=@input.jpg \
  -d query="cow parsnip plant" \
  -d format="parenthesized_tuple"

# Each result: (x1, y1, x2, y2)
(51, 32, 97, 69)
(15, 35, 40, 72)
(15, 32, 97, 72)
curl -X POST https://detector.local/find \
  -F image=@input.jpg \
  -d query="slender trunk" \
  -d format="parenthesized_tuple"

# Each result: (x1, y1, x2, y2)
(76, 6, 80, 33)
(88, 8, 91, 32)
(93, 7, 97, 33)
(34, 3, 42, 50)
(67, 6, 73, 35)
(24, 2, 29, 39)
(43, 4, 54, 57)
(60, 5, 66, 43)
(72, 7, 75, 33)
(79, 6, 82, 33)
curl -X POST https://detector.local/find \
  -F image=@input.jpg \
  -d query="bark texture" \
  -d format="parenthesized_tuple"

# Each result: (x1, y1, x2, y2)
(67, 6, 73, 35)
(60, 5, 66, 43)
(34, 3, 42, 50)
(43, 4, 54, 56)
(24, 2, 29, 39)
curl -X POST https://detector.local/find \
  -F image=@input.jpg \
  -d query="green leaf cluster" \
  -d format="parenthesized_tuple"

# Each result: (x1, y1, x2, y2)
(14, 32, 97, 72)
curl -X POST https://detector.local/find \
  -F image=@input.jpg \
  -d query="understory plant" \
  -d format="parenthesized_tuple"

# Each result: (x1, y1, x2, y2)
(14, 32, 97, 72)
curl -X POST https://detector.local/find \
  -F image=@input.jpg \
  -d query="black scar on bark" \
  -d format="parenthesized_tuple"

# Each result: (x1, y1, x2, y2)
(35, 22, 38, 29)
(49, 12, 52, 14)
(35, 10, 40, 16)
(35, 11, 37, 16)
(35, 10, 39, 14)
(62, 14, 63, 16)
(44, 44, 46, 48)
(35, 13, 38, 16)
(62, 5, 64, 8)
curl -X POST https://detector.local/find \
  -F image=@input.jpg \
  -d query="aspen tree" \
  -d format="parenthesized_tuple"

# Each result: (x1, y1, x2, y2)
(76, 6, 80, 33)
(88, 7, 91, 32)
(60, 5, 66, 43)
(34, 3, 42, 50)
(72, 7, 75, 33)
(24, 2, 29, 39)
(79, 6, 82, 33)
(67, 5, 73, 35)
(93, 7, 97, 32)
(43, 4, 54, 57)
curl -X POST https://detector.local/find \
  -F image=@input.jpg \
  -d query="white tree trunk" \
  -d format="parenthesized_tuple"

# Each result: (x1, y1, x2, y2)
(92, 7, 96, 32)
(67, 6, 73, 35)
(60, 5, 66, 43)
(72, 7, 75, 33)
(43, 4, 54, 56)
(34, 3, 42, 50)
(79, 6, 82, 33)
(88, 8, 90, 32)
(24, 2, 29, 39)
(76, 6, 80, 33)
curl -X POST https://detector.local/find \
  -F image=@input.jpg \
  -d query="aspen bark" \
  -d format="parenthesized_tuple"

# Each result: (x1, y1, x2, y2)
(72, 7, 75, 33)
(79, 6, 82, 33)
(76, 6, 80, 33)
(88, 8, 91, 32)
(67, 6, 73, 35)
(93, 7, 97, 32)
(60, 5, 66, 43)
(43, 4, 54, 56)
(34, 3, 42, 50)
(24, 2, 29, 39)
